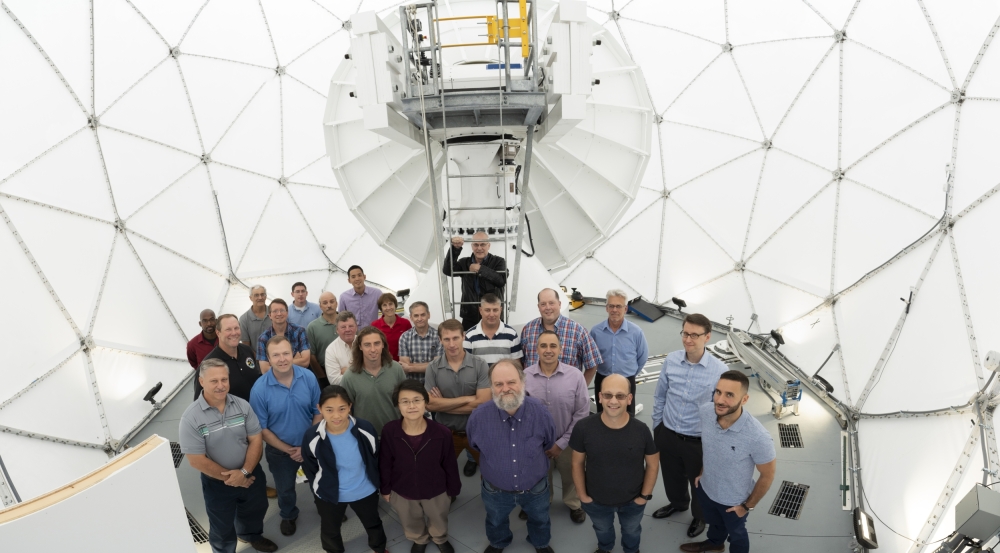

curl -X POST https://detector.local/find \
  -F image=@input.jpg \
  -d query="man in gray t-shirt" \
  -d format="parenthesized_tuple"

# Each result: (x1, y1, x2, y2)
(681, 370, 776, 553)
(179, 358, 276, 553)
(239, 285, 271, 348)
(425, 319, 491, 475)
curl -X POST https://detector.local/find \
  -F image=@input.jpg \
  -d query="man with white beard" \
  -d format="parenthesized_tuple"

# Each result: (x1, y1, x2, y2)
(467, 360, 557, 553)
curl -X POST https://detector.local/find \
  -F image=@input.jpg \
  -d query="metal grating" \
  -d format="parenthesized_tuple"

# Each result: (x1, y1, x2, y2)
(778, 423, 804, 448)
(186, 509, 210, 544)
(769, 481, 810, 520)
(170, 441, 183, 468)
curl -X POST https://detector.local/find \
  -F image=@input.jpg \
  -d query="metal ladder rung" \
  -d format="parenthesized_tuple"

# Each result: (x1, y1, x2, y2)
(448, 174, 502, 179)
(449, 206, 510, 211)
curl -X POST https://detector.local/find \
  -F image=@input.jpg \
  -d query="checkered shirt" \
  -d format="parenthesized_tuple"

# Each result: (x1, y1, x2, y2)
(520, 315, 603, 370)
(398, 327, 444, 382)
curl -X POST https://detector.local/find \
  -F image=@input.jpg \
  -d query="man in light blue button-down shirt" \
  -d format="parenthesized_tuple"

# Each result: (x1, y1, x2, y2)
(590, 289, 648, 415)
(649, 313, 727, 539)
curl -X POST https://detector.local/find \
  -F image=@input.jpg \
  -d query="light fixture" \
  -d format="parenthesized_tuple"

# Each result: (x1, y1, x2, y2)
(142, 382, 163, 405)
(853, 507, 878, 549)
(985, 350, 999, 373)
(671, 297, 687, 312)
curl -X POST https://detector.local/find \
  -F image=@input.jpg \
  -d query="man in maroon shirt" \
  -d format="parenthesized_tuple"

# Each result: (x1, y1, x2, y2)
(187, 309, 218, 371)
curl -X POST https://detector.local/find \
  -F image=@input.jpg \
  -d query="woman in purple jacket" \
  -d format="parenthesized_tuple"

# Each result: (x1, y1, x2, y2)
(379, 379, 461, 553)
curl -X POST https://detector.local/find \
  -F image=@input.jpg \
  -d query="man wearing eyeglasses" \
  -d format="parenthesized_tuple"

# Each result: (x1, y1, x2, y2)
(590, 289, 649, 415)
(571, 374, 658, 553)
(443, 232, 508, 332)
(650, 313, 727, 539)
(524, 331, 591, 524)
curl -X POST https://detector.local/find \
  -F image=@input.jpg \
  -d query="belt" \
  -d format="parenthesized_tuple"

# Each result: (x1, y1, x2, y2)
(486, 479, 540, 494)
(665, 426, 701, 442)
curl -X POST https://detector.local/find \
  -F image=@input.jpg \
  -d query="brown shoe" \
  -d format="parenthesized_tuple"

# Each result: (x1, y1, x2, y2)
(266, 486, 277, 498)
(679, 540, 725, 552)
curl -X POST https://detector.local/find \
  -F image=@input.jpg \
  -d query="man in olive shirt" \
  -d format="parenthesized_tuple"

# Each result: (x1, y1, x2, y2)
(340, 326, 406, 434)
(179, 358, 277, 553)
(306, 291, 339, 387)
(425, 319, 491, 474)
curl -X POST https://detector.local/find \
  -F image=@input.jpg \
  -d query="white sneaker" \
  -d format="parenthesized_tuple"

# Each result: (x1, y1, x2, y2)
(635, 403, 644, 414)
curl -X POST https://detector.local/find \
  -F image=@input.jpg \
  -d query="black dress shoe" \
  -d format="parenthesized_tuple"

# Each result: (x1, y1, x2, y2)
(679, 540, 724, 552)
(518, 508, 528, 520)
(411, 543, 429, 553)
(249, 537, 278, 552)
(535, 547, 554, 553)
(437, 542, 455, 553)
(280, 517, 296, 536)
(651, 504, 688, 519)
(570, 508, 586, 523)
(484, 546, 504, 553)
(687, 518, 706, 538)
(463, 459, 478, 477)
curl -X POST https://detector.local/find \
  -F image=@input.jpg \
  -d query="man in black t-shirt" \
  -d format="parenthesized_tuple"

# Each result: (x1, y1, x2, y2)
(571, 374, 659, 553)
(200, 314, 261, 402)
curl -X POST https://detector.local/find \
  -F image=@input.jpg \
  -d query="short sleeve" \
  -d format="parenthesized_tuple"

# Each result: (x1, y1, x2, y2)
(239, 316, 250, 342)
(309, 374, 321, 415)
(242, 401, 262, 436)
(510, 333, 523, 359)
(424, 362, 437, 390)
(293, 327, 308, 353)
(640, 421, 657, 455)
(751, 427, 777, 465)
(306, 323, 318, 352)
(257, 334, 268, 362)
(579, 327, 603, 369)
(398, 332, 411, 358)
(568, 420, 586, 453)
(178, 413, 206, 455)
(475, 357, 491, 389)
(249, 383, 269, 430)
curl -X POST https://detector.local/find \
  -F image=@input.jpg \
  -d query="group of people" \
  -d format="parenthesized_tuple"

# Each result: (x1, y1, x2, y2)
(180, 240, 777, 553)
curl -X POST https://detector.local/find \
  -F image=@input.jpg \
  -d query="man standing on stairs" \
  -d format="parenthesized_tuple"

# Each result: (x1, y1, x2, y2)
(443, 231, 507, 332)
(650, 313, 727, 539)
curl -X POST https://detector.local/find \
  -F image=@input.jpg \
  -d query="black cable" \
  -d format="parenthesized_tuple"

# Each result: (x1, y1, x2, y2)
(859, 477, 950, 546)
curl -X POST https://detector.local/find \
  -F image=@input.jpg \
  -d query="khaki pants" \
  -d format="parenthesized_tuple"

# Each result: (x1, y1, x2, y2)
(388, 491, 452, 545)
(548, 446, 580, 510)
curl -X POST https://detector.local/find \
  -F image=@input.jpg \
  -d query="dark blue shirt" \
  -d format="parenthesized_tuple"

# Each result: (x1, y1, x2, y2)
(467, 396, 556, 492)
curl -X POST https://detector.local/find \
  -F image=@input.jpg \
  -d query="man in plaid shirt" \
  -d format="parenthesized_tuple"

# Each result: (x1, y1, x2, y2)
(398, 301, 444, 382)
(521, 289, 603, 385)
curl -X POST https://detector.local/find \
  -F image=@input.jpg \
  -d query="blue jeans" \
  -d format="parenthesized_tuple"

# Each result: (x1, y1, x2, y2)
(481, 477, 551, 549)
(697, 486, 750, 553)
(201, 464, 268, 553)
(265, 445, 301, 520)
(580, 499, 646, 553)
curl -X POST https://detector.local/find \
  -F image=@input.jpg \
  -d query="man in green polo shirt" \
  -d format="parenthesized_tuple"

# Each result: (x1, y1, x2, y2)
(341, 325, 406, 434)
(306, 291, 339, 388)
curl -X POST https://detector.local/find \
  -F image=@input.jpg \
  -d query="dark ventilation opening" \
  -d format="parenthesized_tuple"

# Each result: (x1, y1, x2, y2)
(769, 481, 810, 520)
(778, 424, 804, 448)
(186, 509, 210, 544)
(170, 442, 184, 468)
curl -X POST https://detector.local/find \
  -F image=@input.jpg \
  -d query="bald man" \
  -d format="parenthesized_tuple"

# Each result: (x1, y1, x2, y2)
(306, 291, 339, 387)
(443, 231, 508, 331)
(571, 374, 658, 553)
(187, 309, 219, 377)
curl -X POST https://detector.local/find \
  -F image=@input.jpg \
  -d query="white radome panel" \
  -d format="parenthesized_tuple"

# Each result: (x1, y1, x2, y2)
(1, 1, 1000, 548)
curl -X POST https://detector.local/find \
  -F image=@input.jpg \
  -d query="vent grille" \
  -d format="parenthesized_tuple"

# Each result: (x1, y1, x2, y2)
(769, 481, 809, 520)
(778, 424, 804, 448)
(186, 509, 210, 544)
(170, 442, 183, 468)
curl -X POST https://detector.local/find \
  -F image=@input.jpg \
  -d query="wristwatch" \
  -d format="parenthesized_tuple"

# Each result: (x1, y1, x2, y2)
(240, 468, 250, 477)
(740, 501, 753, 512)
(638, 493, 653, 501)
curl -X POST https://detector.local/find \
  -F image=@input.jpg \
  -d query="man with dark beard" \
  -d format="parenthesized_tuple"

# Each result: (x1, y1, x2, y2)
(467, 360, 557, 553)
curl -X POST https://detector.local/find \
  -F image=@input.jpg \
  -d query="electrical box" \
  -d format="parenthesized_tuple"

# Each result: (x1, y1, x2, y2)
(956, 484, 1000, 541)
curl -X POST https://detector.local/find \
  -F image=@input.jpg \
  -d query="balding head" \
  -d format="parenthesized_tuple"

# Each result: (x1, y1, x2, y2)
(471, 231, 491, 260)
(319, 291, 338, 317)
(536, 288, 561, 325)
(599, 374, 632, 417)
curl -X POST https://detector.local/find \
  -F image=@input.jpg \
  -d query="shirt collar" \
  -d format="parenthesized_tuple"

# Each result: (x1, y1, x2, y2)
(525, 362, 570, 377)
(292, 302, 308, 312)
(497, 401, 526, 422)
(714, 406, 750, 433)
(196, 333, 218, 345)
(601, 319, 629, 334)
(265, 366, 304, 385)
(197, 393, 233, 412)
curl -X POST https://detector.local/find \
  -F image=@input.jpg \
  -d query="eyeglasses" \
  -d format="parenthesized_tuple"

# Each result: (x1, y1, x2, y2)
(606, 305, 626, 310)
(599, 392, 630, 401)
(398, 399, 425, 407)
(472, 242, 488, 247)
(680, 331, 708, 340)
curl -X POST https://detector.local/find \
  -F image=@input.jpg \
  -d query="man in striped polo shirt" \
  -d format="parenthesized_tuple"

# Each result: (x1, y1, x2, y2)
(463, 293, 522, 365)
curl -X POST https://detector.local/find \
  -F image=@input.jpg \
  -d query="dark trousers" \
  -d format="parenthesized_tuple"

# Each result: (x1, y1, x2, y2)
(580, 500, 645, 553)
(654, 423, 704, 521)
(451, 432, 481, 464)
(697, 486, 750, 553)
(593, 373, 637, 415)
(461, 312, 481, 332)
(315, 491, 387, 553)
(201, 464, 268, 553)
(481, 477, 551, 549)
(265, 444, 301, 521)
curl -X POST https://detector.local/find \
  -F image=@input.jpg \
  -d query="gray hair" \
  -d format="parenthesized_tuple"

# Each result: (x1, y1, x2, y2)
(198, 358, 229, 379)
(606, 289, 628, 303)
(249, 284, 266, 295)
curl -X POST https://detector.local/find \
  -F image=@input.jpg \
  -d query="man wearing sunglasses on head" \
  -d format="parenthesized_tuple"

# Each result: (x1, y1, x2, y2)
(650, 313, 727, 540)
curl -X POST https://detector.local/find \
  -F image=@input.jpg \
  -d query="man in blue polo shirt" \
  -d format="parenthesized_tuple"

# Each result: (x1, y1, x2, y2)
(682, 370, 776, 553)
(590, 289, 648, 415)
(250, 335, 321, 537)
